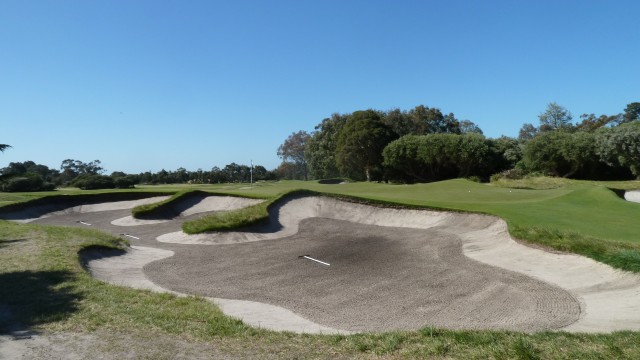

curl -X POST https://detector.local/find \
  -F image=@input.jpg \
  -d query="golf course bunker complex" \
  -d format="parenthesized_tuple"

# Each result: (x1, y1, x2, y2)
(6, 193, 640, 334)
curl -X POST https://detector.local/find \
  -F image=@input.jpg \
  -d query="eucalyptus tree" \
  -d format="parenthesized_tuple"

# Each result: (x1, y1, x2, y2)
(538, 102, 573, 130)
(336, 110, 396, 181)
(277, 130, 311, 180)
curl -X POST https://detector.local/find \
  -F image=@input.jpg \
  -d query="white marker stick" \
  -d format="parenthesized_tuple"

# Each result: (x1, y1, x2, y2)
(77, 221, 92, 226)
(302, 255, 330, 266)
(121, 234, 140, 240)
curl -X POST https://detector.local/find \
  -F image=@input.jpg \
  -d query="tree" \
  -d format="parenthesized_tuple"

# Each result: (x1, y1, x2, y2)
(382, 133, 490, 183)
(596, 122, 640, 178)
(576, 113, 621, 132)
(0, 144, 10, 153)
(277, 130, 311, 180)
(518, 123, 538, 141)
(539, 102, 573, 130)
(523, 131, 608, 178)
(59, 159, 104, 184)
(522, 131, 573, 177)
(459, 120, 483, 134)
(623, 102, 640, 123)
(305, 113, 348, 179)
(407, 105, 461, 134)
(336, 110, 396, 181)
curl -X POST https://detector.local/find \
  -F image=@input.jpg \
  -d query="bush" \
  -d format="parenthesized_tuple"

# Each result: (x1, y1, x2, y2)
(1, 173, 55, 192)
(490, 168, 527, 182)
(71, 174, 115, 190)
(113, 175, 137, 189)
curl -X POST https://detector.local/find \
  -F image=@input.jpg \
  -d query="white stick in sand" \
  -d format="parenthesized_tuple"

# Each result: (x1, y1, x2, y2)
(121, 234, 140, 240)
(300, 255, 330, 266)
(77, 221, 92, 226)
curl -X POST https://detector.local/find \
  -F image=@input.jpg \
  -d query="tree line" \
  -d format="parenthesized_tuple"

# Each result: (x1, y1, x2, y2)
(277, 102, 640, 182)
(0, 157, 276, 192)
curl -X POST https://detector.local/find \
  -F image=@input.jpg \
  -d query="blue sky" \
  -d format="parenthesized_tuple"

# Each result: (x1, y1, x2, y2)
(2, 0, 638, 173)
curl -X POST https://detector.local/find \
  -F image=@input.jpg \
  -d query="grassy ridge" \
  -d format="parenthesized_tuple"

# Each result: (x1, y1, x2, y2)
(131, 190, 198, 218)
(2, 219, 640, 358)
(181, 189, 457, 234)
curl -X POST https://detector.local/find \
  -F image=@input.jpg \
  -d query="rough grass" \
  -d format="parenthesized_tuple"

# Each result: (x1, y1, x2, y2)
(510, 226, 640, 273)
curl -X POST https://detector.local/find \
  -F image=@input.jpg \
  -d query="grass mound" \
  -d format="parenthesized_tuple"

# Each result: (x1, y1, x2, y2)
(131, 190, 207, 219)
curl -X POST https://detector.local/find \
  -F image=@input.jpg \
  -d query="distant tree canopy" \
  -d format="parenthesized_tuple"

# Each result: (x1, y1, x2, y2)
(0, 144, 11, 153)
(286, 101, 640, 183)
(299, 104, 480, 181)
(1, 158, 277, 192)
(277, 130, 311, 180)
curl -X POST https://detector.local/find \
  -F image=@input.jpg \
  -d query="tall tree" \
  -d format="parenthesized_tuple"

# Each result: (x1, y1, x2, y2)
(518, 123, 538, 141)
(538, 102, 573, 130)
(596, 121, 640, 178)
(623, 102, 640, 123)
(459, 119, 483, 134)
(59, 159, 104, 184)
(0, 144, 10, 153)
(305, 113, 348, 179)
(277, 130, 311, 180)
(336, 110, 396, 181)
(408, 105, 461, 134)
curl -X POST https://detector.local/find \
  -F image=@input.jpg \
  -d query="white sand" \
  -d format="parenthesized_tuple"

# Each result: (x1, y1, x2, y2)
(10, 196, 170, 223)
(84, 246, 349, 334)
(110, 196, 264, 226)
(157, 196, 640, 333)
(625, 190, 640, 203)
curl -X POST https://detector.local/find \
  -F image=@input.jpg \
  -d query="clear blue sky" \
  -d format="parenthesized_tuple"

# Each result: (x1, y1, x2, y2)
(2, 0, 638, 173)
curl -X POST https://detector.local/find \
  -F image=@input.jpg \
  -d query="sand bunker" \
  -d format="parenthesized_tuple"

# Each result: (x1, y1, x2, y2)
(83, 245, 348, 334)
(625, 190, 640, 203)
(111, 196, 263, 226)
(1, 196, 170, 223)
(10, 193, 640, 334)
(155, 196, 640, 333)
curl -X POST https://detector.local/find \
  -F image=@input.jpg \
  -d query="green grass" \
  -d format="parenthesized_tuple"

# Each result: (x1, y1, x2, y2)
(131, 190, 197, 218)
(182, 198, 271, 233)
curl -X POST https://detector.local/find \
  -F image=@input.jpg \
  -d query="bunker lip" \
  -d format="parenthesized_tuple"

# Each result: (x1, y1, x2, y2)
(112, 195, 263, 226)
(0, 194, 171, 223)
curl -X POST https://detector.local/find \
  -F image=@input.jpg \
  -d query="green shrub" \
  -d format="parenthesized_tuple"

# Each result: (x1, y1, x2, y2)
(113, 175, 137, 189)
(71, 174, 115, 190)
(1, 173, 55, 192)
